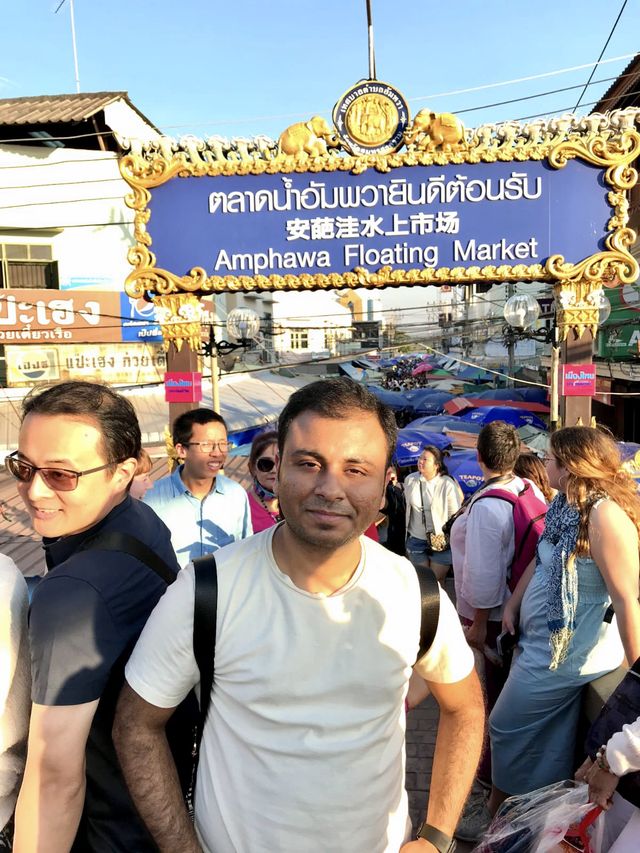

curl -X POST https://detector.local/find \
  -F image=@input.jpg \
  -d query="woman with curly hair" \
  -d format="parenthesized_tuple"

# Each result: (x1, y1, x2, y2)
(464, 427, 640, 840)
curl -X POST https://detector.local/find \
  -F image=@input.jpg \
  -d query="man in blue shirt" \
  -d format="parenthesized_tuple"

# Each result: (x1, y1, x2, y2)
(144, 408, 252, 567)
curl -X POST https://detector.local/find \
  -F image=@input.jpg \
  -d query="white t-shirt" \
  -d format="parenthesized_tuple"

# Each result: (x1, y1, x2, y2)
(126, 527, 473, 853)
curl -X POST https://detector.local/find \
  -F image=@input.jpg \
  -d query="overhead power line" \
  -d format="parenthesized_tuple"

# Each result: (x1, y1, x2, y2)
(573, 1, 630, 112)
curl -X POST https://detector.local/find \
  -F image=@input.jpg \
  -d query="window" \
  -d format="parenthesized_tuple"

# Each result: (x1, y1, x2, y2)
(290, 330, 309, 351)
(0, 243, 58, 289)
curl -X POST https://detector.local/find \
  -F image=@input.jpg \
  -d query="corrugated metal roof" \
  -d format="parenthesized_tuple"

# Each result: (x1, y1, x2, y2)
(0, 91, 134, 126)
(594, 53, 640, 112)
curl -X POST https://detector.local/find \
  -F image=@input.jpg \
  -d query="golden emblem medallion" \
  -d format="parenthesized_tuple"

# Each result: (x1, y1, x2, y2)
(333, 80, 410, 155)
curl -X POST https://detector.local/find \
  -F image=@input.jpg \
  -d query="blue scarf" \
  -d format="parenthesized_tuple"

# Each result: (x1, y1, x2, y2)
(541, 493, 580, 671)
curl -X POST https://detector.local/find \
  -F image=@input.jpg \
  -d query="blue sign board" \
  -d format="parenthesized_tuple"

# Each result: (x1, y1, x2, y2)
(119, 293, 163, 342)
(147, 159, 609, 280)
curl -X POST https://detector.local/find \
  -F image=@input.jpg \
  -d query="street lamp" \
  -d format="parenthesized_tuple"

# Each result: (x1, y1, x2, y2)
(202, 307, 261, 412)
(503, 293, 541, 331)
(202, 307, 261, 357)
(502, 291, 558, 420)
(594, 290, 612, 325)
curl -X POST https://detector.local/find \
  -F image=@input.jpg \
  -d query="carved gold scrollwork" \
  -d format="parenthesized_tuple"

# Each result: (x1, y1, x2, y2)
(151, 293, 203, 352)
(553, 279, 604, 341)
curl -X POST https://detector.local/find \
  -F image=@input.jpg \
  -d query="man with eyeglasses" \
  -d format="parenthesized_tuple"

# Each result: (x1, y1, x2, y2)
(9, 381, 180, 852)
(144, 408, 252, 568)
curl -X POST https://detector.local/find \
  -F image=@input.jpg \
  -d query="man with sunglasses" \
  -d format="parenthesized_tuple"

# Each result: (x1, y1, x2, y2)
(144, 408, 252, 568)
(9, 381, 179, 852)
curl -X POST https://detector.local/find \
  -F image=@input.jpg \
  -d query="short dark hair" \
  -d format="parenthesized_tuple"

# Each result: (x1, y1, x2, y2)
(248, 429, 278, 473)
(21, 381, 141, 465)
(477, 420, 520, 473)
(420, 445, 449, 476)
(172, 408, 227, 447)
(278, 379, 397, 466)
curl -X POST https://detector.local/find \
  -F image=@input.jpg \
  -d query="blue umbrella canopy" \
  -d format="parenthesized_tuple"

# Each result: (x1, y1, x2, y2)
(402, 389, 453, 415)
(516, 387, 549, 404)
(473, 388, 525, 401)
(459, 405, 547, 431)
(456, 366, 495, 382)
(394, 429, 452, 468)
(405, 415, 483, 434)
(366, 385, 409, 410)
(446, 450, 484, 497)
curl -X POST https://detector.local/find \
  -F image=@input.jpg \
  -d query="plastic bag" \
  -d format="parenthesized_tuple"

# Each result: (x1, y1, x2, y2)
(473, 780, 603, 853)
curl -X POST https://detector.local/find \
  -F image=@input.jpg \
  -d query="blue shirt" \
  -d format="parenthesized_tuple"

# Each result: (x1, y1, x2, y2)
(143, 465, 253, 568)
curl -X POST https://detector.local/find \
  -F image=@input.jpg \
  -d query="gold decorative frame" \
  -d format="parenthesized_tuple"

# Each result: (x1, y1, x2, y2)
(120, 109, 640, 300)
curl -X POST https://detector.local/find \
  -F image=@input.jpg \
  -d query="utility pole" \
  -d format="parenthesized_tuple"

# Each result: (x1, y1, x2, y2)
(55, 0, 81, 93)
(365, 0, 377, 79)
(506, 282, 516, 388)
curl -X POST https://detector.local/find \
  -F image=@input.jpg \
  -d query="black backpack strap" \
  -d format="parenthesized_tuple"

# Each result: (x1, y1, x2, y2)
(184, 553, 218, 818)
(78, 531, 176, 585)
(416, 568, 441, 661)
(192, 554, 218, 729)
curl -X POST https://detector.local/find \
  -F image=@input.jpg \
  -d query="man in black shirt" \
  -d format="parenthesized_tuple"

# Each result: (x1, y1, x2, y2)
(9, 381, 178, 852)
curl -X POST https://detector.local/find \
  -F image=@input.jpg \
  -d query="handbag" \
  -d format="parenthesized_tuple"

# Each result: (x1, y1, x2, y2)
(584, 657, 640, 808)
(420, 481, 449, 552)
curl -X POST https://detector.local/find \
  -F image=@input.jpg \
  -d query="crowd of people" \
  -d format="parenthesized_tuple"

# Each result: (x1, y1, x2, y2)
(0, 376, 638, 852)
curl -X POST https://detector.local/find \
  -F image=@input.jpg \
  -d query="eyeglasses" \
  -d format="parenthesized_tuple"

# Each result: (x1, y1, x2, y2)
(256, 457, 276, 473)
(182, 440, 231, 454)
(5, 451, 121, 492)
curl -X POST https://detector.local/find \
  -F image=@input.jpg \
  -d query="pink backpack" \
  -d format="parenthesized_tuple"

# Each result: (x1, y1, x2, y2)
(473, 481, 548, 591)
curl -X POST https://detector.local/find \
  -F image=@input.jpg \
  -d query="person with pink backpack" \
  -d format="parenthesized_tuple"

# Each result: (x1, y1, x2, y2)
(450, 421, 548, 841)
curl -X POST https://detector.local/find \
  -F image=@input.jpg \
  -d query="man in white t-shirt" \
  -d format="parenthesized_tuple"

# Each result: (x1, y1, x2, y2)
(114, 379, 483, 853)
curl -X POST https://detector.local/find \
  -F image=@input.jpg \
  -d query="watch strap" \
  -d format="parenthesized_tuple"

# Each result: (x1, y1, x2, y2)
(416, 822, 456, 852)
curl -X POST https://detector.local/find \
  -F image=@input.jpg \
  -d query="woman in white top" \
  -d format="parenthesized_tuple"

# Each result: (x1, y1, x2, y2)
(404, 445, 462, 582)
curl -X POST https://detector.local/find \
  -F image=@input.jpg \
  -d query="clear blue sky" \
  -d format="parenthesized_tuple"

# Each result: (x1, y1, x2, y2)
(2, 1, 639, 141)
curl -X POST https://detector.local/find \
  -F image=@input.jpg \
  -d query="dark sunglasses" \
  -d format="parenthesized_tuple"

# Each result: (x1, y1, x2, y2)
(256, 457, 276, 473)
(5, 451, 121, 492)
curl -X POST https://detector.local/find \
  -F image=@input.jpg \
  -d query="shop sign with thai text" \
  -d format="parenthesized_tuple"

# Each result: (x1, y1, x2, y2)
(0, 290, 162, 344)
(562, 363, 596, 396)
(5, 343, 166, 386)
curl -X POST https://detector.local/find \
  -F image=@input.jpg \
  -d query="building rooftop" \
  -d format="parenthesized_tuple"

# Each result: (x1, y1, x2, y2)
(0, 91, 160, 150)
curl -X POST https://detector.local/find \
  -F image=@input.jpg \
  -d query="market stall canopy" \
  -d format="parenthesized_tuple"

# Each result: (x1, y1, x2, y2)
(459, 405, 548, 431)
(444, 397, 550, 416)
(366, 385, 409, 410)
(517, 425, 551, 454)
(402, 389, 454, 416)
(394, 428, 452, 468)
(0, 370, 310, 453)
(338, 362, 382, 382)
(447, 450, 484, 496)
(405, 415, 482, 434)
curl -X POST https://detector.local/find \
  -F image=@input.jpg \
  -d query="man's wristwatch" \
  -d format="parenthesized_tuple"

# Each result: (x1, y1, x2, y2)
(416, 822, 457, 852)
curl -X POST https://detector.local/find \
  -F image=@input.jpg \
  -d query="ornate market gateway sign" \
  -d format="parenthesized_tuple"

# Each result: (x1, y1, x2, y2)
(120, 97, 640, 328)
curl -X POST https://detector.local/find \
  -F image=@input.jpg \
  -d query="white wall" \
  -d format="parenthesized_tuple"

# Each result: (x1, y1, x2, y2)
(0, 143, 134, 292)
